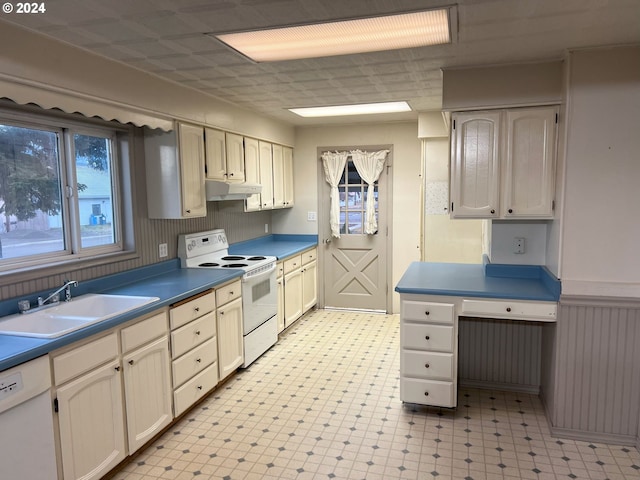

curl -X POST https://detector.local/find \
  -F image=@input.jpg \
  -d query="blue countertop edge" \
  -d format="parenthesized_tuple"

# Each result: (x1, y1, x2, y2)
(395, 260, 561, 302)
(229, 234, 318, 259)
(0, 260, 244, 372)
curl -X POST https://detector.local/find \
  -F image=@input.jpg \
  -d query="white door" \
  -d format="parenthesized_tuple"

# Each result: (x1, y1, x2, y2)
(272, 144, 285, 208)
(224, 132, 245, 182)
(204, 128, 226, 181)
(57, 360, 126, 480)
(178, 123, 206, 217)
(258, 141, 274, 209)
(217, 297, 244, 380)
(302, 260, 318, 312)
(244, 137, 261, 211)
(123, 336, 172, 453)
(320, 149, 391, 312)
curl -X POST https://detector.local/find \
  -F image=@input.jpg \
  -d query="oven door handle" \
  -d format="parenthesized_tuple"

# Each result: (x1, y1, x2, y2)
(242, 263, 277, 283)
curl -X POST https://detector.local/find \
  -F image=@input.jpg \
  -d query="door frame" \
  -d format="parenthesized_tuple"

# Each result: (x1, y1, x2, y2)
(316, 144, 394, 313)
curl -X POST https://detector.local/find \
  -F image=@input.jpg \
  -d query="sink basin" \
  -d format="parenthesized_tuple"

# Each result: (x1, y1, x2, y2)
(0, 294, 160, 338)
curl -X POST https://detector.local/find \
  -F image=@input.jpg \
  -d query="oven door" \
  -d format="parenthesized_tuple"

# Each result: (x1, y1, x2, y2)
(241, 263, 277, 334)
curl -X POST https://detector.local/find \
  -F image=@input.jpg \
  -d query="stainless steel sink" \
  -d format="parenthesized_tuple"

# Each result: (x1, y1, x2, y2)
(0, 294, 160, 338)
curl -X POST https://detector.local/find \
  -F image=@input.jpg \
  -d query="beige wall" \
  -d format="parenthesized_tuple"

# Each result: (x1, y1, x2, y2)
(274, 122, 422, 313)
(560, 46, 640, 297)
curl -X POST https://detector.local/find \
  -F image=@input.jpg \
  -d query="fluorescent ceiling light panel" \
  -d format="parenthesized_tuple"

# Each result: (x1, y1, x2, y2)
(214, 9, 451, 62)
(288, 101, 412, 118)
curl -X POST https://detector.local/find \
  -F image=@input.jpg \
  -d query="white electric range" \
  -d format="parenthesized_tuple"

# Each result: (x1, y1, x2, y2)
(178, 229, 278, 367)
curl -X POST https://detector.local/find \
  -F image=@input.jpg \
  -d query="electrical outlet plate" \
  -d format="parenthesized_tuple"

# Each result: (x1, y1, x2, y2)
(307, 211, 317, 221)
(159, 243, 168, 258)
(265, 224, 269, 233)
(514, 237, 525, 254)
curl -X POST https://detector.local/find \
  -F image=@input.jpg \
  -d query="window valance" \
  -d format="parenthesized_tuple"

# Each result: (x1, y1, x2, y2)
(0, 74, 174, 131)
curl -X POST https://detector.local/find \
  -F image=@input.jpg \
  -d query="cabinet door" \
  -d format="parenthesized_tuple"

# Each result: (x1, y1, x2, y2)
(178, 123, 206, 217)
(502, 107, 557, 218)
(57, 360, 126, 480)
(123, 336, 173, 452)
(283, 146, 294, 207)
(217, 297, 244, 380)
(258, 141, 274, 209)
(272, 144, 285, 208)
(204, 128, 226, 181)
(284, 268, 303, 327)
(301, 260, 317, 313)
(225, 132, 246, 182)
(450, 111, 500, 218)
(277, 274, 285, 333)
(244, 137, 262, 212)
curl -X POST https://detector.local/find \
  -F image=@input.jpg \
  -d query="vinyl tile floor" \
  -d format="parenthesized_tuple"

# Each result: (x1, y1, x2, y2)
(115, 310, 640, 480)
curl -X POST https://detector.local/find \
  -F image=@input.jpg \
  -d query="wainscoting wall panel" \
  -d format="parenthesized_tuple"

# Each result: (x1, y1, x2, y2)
(458, 317, 542, 393)
(542, 296, 640, 444)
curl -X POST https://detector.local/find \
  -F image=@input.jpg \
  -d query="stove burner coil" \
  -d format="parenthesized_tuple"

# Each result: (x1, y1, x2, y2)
(221, 256, 246, 261)
(222, 263, 249, 268)
(247, 256, 266, 261)
(198, 262, 220, 267)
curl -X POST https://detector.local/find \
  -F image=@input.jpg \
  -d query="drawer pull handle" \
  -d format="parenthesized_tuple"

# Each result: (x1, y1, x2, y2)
(114, 366, 120, 372)
(230, 291, 234, 295)
(128, 360, 134, 365)
(506, 307, 512, 312)
(196, 358, 201, 363)
(425, 363, 430, 369)
(425, 335, 430, 340)
(425, 311, 430, 316)
(197, 385, 203, 391)
(424, 391, 429, 397)
(195, 330, 201, 335)
(194, 307, 200, 312)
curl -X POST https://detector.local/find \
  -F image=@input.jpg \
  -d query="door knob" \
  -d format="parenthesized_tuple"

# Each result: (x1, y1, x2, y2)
(324, 238, 332, 244)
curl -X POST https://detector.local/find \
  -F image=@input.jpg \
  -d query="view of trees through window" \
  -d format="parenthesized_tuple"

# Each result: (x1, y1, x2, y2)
(338, 159, 378, 235)
(0, 122, 117, 263)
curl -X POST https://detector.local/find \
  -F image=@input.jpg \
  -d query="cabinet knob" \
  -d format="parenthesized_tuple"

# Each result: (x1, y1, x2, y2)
(195, 330, 201, 335)
(186, 209, 191, 214)
(194, 307, 200, 312)
(506, 307, 512, 312)
(424, 391, 429, 397)
(508, 208, 513, 214)
(230, 291, 234, 295)
(197, 385, 203, 391)
(425, 335, 430, 340)
(196, 358, 201, 363)
(129, 360, 134, 365)
(220, 310, 224, 315)
(114, 366, 121, 372)
(229, 173, 234, 176)
(425, 363, 430, 369)
(490, 209, 495, 214)
(425, 311, 430, 316)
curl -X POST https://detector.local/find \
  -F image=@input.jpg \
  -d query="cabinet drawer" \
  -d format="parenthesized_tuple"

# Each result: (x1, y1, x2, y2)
(172, 337, 217, 388)
(402, 324, 454, 352)
(215, 280, 241, 307)
(121, 310, 168, 353)
(401, 378, 455, 407)
(402, 301, 454, 325)
(301, 248, 317, 265)
(402, 351, 454, 380)
(461, 299, 557, 321)
(173, 362, 219, 417)
(171, 311, 216, 359)
(54, 332, 118, 385)
(284, 254, 302, 274)
(170, 290, 216, 330)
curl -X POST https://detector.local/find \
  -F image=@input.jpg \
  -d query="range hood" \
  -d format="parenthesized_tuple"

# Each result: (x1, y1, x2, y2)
(205, 180, 262, 201)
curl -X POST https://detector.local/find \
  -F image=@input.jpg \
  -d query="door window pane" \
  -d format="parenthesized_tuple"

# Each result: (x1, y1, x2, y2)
(338, 160, 378, 236)
(0, 124, 64, 259)
(73, 134, 116, 249)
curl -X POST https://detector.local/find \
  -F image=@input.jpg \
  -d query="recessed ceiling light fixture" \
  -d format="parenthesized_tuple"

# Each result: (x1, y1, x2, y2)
(212, 8, 453, 62)
(288, 101, 412, 118)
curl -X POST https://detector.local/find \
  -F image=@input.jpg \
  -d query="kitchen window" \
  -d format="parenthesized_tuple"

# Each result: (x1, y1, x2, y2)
(0, 110, 131, 273)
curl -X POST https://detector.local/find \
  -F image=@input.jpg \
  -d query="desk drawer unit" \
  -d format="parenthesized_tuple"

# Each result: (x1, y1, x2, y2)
(400, 299, 457, 407)
(461, 299, 557, 321)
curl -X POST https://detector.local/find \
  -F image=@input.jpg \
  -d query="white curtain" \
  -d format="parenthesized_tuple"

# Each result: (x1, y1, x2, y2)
(350, 149, 389, 234)
(321, 151, 349, 238)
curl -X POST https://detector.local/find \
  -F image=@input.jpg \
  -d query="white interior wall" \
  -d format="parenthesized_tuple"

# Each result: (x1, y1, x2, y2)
(560, 46, 640, 297)
(490, 222, 548, 264)
(274, 122, 422, 313)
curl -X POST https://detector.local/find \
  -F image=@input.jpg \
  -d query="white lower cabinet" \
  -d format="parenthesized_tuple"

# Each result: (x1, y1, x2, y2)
(301, 259, 317, 313)
(282, 248, 317, 330)
(400, 298, 457, 408)
(216, 281, 243, 381)
(276, 261, 285, 333)
(54, 333, 126, 480)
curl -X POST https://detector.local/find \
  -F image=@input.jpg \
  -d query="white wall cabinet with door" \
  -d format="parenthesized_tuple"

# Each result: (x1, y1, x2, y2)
(145, 122, 206, 219)
(215, 280, 244, 381)
(258, 141, 274, 210)
(283, 146, 294, 208)
(244, 137, 262, 212)
(169, 290, 219, 417)
(450, 106, 557, 219)
(272, 144, 295, 209)
(205, 131, 245, 182)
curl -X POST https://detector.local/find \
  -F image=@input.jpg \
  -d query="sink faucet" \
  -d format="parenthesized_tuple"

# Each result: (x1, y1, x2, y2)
(38, 280, 79, 306)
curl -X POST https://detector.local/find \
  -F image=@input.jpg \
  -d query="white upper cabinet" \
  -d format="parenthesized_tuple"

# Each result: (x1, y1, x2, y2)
(258, 141, 274, 209)
(450, 107, 557, 219)
(244, 137, 261, 212)
(145, 122, 206, 219)
(205, 130, 245, 182)
(451, 111, 501, 218)
(272, 144, 285, 208)
(283, 146, 294, 208)
(502, 107, 557, 218)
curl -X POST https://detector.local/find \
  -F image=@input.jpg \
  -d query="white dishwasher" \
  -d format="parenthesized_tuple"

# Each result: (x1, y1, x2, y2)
(0, 355, 58, 479)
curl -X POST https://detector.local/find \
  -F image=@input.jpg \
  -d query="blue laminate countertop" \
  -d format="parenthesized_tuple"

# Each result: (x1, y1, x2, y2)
(229, 234, 318, 260)
(395, 262, 560, 301)
(0, 264, 243, 372)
